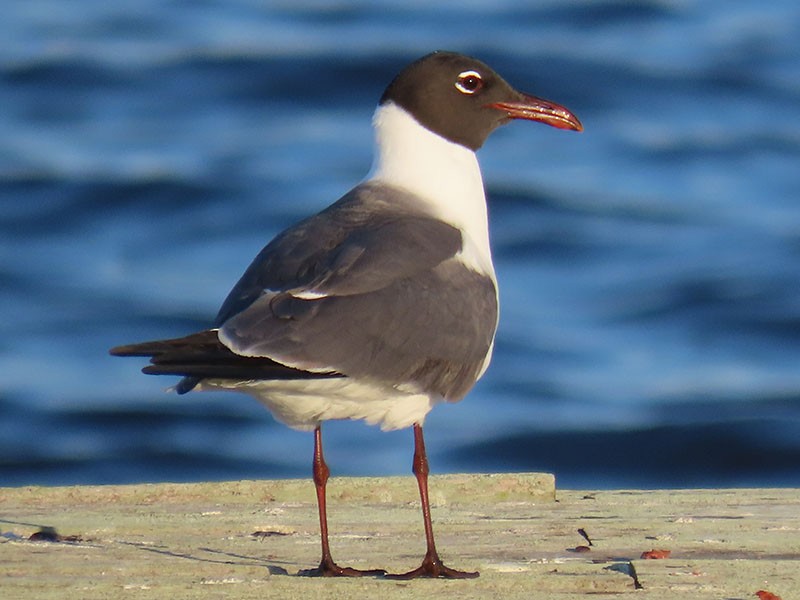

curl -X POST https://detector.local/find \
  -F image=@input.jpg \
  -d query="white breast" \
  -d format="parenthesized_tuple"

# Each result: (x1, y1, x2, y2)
(367, 102, 497, 281)
(198, 377, 442, 432)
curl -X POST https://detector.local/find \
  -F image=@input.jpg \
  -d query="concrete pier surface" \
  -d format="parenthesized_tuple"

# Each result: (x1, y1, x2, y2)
(1, 473, 797, 599)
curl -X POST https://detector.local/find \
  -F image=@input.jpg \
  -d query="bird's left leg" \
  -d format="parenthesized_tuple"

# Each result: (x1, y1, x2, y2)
(298, 425, 386, 577)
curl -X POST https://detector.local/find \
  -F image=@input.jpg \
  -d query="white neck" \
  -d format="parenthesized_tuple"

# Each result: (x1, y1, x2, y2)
(366, 102, 495, 278)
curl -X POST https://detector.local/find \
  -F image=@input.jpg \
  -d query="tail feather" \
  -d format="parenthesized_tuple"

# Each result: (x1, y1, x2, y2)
(110, 330, 342, 393)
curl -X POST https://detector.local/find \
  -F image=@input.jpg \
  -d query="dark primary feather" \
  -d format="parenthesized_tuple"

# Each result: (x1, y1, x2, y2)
(110, 330, 342, 394)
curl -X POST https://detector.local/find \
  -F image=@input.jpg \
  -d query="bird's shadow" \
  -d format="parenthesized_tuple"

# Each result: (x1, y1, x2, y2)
(120, 540, 295, 576)
(1, 518, 296, 577)
(4, 518, 388, 578)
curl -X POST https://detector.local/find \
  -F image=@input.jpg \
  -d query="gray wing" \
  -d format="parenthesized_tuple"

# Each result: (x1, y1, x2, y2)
(215, 182, 498, 400)
(215, 181, 462, 324)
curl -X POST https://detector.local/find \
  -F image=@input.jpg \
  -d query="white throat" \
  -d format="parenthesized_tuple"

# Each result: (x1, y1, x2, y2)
(366, 101, 495, 279)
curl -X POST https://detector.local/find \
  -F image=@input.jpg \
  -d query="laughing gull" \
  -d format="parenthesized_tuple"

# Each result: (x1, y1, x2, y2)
(111, 50, 582, 578)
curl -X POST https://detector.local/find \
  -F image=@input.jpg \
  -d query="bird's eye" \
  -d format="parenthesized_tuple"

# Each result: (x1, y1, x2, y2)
(455, 70, 484, 95)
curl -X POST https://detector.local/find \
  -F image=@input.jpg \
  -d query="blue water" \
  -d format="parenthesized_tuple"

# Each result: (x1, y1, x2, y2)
(2, 1, 799, 489)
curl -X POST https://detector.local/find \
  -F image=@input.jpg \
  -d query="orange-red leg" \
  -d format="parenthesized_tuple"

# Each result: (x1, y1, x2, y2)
(298, 425, 385, 577)
(385, 423, 479, 579)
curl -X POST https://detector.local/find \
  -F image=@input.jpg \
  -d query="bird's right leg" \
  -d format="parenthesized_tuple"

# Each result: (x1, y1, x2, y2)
(385, 423, 479, 579)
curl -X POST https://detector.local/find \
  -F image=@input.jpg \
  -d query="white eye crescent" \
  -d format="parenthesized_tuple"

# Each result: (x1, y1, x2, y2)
(455, 70, 484, 95)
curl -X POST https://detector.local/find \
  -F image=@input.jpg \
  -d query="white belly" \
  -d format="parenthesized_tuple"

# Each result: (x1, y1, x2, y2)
(197, 377, 443, 432)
